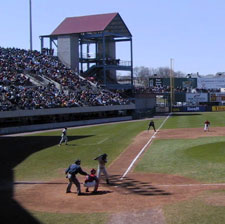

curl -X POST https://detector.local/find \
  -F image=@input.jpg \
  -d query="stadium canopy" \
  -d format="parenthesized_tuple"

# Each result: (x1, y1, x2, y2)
(50, 12, 132, 37)
(40, 13, 133, 89)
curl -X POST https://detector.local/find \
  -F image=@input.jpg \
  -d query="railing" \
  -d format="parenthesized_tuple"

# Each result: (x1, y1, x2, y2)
(80, 54, 131, 67)
(118, 60, 131, 66)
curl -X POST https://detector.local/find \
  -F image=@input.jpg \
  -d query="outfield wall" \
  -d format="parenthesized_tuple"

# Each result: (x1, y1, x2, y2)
(0, 104, 135, 118)
(0, 116, 132, 135)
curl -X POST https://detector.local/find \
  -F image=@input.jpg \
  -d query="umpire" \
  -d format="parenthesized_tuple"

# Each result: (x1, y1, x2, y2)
(148, 120, 156, 132)
(65, 159, 87, 195)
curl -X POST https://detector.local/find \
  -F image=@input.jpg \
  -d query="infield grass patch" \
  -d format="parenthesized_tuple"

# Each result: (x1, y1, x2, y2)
(185, 142, 225, 163)
(135, 136, 225, 182)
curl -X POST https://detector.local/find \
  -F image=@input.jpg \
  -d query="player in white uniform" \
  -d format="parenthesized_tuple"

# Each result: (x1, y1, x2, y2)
(204, 120, 210, 132)
(59, 127, 68, 146)
(94, 153, 109, 184)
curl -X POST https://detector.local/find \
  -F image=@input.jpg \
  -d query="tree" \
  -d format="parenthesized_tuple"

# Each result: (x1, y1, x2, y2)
(134, 66, 185, 83)
(134, 66, 151, 87)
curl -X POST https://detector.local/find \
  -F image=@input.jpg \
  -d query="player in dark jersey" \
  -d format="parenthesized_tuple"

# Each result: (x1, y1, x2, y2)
(148, 120, 156, 132)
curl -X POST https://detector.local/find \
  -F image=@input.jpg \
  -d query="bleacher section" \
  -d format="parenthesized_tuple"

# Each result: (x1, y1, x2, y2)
(0, 47, 131, 111)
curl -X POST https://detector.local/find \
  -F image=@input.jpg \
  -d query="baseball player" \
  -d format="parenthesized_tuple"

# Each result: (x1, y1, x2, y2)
(65, 159, 88, 195)
(84, 168, 99, 193)
(94, 153, 110, 184)
(204, 120, 210, 132)
(148, 120, 156, 132)
(59, 127, 68, 146)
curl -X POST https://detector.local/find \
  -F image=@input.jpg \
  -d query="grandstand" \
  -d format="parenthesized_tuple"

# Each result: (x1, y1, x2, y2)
(0, 46, 135, 134)
(0, 13, 151, 135)
(4, 12, 225, 135)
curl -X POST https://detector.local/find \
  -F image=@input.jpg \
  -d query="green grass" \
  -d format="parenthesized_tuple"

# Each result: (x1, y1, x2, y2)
(163, 112, 225, 129)
(164, 191, 225, 224)
(135, 136, 225, 182)
(185, 142, 225, 163)
(14, 119, 164, 181)
(9, 112, 225, 224)
(31, 211, 107, 224)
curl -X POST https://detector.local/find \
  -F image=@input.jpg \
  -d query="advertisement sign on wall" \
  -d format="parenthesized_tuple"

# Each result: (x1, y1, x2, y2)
(172, 106, 206, 112)
(210, 93, 225, 102)
(186, 93, 208, 104)
(212, 106, 225, 111)
(197, 78, 225, 89)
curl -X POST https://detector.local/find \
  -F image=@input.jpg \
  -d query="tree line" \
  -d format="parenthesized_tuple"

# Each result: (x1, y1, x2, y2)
(133, 66, 186, 87)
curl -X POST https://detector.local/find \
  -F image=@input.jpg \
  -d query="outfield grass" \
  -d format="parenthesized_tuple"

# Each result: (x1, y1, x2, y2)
(14, 119, 163, 181)
(14, 112, 225, 182)
(163, 111, 225, 129)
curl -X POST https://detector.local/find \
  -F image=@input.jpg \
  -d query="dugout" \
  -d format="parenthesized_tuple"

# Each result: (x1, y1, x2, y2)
(0, 105, 135, 135)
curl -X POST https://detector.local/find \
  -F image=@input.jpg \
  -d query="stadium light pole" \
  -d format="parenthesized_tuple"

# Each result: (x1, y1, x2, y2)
(29, 0, 33, 51)
(170, 58, 174, 112)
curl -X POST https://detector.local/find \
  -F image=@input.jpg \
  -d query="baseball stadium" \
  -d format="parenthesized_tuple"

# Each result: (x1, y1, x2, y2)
(1, 12, 225, 224)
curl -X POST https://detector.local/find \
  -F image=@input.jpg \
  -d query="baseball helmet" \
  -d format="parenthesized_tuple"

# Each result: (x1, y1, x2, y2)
(90, 168, 96, 174)
(75, 159, 81, 165)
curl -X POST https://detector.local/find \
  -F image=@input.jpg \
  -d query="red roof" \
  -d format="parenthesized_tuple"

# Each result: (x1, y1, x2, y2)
(51, 13, 118, 36)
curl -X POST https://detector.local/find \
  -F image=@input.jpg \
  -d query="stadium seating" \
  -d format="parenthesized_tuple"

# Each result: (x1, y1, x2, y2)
(0, 47, 130, 111)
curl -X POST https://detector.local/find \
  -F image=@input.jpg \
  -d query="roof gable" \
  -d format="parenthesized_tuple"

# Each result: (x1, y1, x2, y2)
(51, 13, 118, 36)
(105, 13, 131, 37)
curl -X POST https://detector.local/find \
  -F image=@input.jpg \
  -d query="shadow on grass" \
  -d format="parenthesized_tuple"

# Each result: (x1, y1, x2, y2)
(0, 134, 92, 224)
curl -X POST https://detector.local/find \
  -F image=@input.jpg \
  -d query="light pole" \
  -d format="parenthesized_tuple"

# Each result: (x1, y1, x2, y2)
(170, 58, 174, 112)
(29, 0, 33, 51)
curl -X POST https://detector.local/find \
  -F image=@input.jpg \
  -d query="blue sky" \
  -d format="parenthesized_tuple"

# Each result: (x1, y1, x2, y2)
(1, 0, 225, 75)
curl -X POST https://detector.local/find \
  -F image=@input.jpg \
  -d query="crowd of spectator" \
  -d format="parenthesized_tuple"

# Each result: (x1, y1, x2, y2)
(134, 86, 222, 94)
(0, 47, 130, 111)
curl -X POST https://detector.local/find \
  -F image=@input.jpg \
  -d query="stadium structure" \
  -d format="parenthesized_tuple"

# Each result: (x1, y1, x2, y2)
(40, 13, 133, 89)
(0, 13, 151, 135)
(1, 12, 225, 135)
(149, 77, 225, 113)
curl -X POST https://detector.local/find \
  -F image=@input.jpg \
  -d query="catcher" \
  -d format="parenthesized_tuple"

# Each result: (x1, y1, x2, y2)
(84, 168, 99, 193)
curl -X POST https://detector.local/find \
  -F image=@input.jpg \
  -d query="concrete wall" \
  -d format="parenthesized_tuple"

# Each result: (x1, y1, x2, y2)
(0, 116, 132, 135)
(135, 94, 156, 110)
(57, 34, 79, 71)
(0, 104, 135, 119)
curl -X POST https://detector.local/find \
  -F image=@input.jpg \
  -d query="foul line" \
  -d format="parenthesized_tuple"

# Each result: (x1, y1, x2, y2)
(120, 113, 172, 180)
(154, 183, 225, 187)
(98, 137, 109, 144)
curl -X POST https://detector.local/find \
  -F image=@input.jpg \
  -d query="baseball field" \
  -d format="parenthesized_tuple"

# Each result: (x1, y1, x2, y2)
(1, 111, 225, 224)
